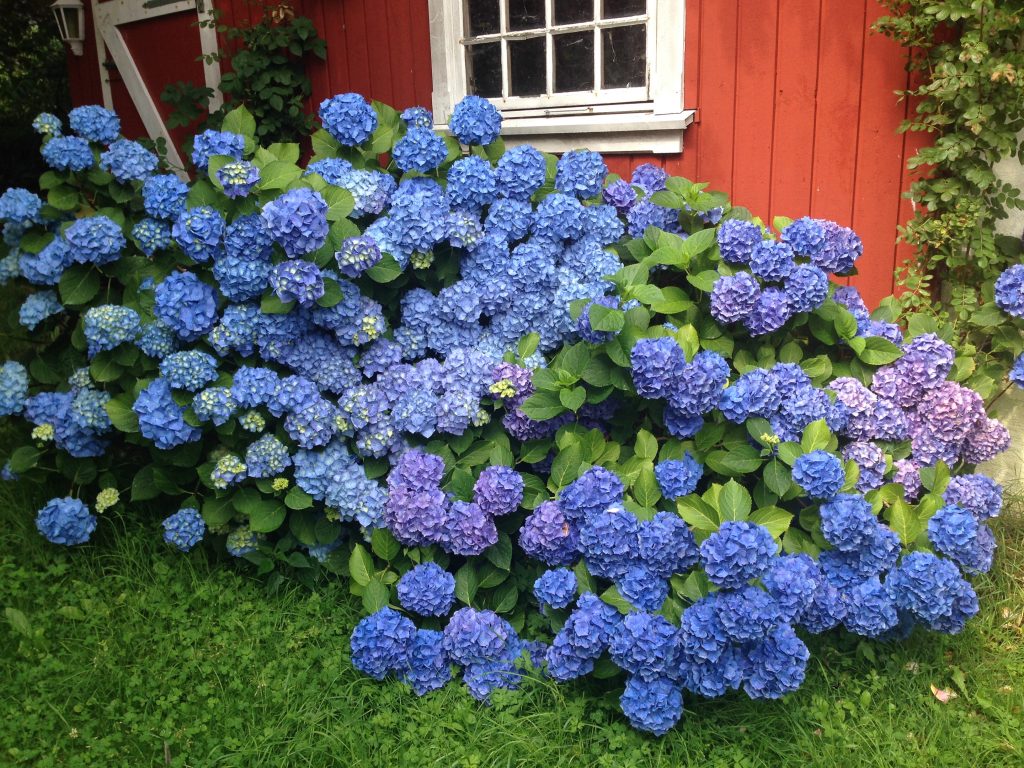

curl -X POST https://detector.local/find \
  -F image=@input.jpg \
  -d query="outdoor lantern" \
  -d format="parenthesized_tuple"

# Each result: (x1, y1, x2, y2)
(51, 0, 86, 56)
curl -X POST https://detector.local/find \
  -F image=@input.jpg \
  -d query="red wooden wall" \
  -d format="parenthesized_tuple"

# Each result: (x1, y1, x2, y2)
(70, 0, 926, 307)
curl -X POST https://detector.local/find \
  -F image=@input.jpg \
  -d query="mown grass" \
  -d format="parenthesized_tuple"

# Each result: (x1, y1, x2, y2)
(1, 474, 1022, 767)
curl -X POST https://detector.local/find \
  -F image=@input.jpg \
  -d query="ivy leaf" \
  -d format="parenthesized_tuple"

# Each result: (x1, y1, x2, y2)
(348, 543, 374, 586)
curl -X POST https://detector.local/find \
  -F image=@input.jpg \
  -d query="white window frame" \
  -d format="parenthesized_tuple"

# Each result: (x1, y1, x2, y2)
(428, 0, 694, 153)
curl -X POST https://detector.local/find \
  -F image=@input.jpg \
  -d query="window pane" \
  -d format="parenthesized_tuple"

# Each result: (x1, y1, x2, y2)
(467, 0, 500, 36)
(602, 0, 646, 18)
(509, 36, 546, 96)
(554, 31, 594, 92)
(602, 25, 645, 87)
(508, 0, 545, 31)
(468, 43, 503, 98)
(554, 0, 594, 25)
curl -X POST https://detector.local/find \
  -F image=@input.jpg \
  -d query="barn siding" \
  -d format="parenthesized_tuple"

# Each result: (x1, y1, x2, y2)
(69, 0, 920, 306)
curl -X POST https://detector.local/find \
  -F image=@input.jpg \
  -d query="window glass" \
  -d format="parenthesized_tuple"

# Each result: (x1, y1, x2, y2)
(554, 32, 595, 92)
(467, 0, 500, 36)
(508, 0, 545, 31)
(602, 25, 646, 88)
(509, 37, 547, 95)
(468, 43, 503, 97)
(602, 0, 646, 19)
(554, 0, 594, 25)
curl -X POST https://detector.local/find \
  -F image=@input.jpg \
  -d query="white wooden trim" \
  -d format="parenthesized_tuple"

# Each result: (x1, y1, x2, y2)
(90, 0, 113, 111)
(428, 0, 688, 151)
(197, 2, 223, 111)
(99, 0, 196, 26)
(94, 2, 186, 170)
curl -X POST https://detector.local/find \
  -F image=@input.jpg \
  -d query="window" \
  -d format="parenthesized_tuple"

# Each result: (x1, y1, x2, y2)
(428, 0, 694, 153)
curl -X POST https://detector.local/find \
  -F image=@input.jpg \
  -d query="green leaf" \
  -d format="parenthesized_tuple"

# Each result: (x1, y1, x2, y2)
(284, 486, 313, 510)
(834, 306, 859, 340)
(559, 386, 586, 412)
(221, 104, 256, 139)
(5, 607, 31, 638)
(705, 445, 763, 476)
(47, 184, 79, 211)
(749, 506, 793, 538)
(8, 446, 41, 473)
(201, 495, 234, 527)
(588, 302, 625, 332)
(310, 129, 340, 158)
(348, 543, 374, 586)
(485, 533, 513, 571)
(267, 142, 301, 164)
(674, 324, 699, 361)
(519, 390, 566, 421)
(548, 444, 584, 491)
(687, 270, 720, 293)
(258, 160, 303, 191)
(491, 581, 519, 614)
(559, 343, 592, 378)
(322, 185, 355, 221)
(681, 226, 717, 259)
(853, 336, 903, 366)
(89, 355, 122, 383)
(677, 495, 719, 531)
(888, 499, 925, 545)
(247, 501, 286, 533)
(365, 254, 403, 283)
(649, 286, 694, 314)
(632, 465, 661, 508)
(517, 332, 540, 359)
(260, 293, 294, 314)
(455, 562, 479, 605)
(634, 429, 658, 461)
(362, 578, 390, 613)
(599, 585, 634, 615)
(104, 396, 139, 433)
(763, 459, 791, 496)
(58, 265, 100, 306)
(800, 419, 832, 452)
(718, 480, 752, 521)
(131, 466, 160, 501)
(371, 528, 401, 560)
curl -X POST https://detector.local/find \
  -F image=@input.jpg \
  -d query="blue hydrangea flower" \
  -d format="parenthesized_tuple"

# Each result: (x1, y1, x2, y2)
(699, 521, 777, 589)
(35, 497, 96, 545)
(398, 562, 457, 616)
(559, 466, 625, 525)
(792, 450, 845, 500)
(715, 585, 781, 642)
(609, 611, 681, 681)
(172, 205, 225, 263)
(619, 676, 683, 736)
(319, 93, 378, 145)
(654, 454, 704, 499)
(473, 465, 524, 517)
(350, 606, 417, 680)
(211, 454, 247, 490)
(0, 253, 21, 284)
(669, 351, 729, 416)
(781, 217, 826, 256)
(154, 272, 218, 341)
(65, 215, 125, 265)
(630, 337, 686, 399)
(216, 160, 260, 198)
(785, 264, 829, 313)
(335, 235, 382, 278)
(745, 287, 792, 336)
(927, 504, 978, 560)
(604, 178, 637, 213)
(133, 378, 201, 449)
(142, 174, 189, 220)
(800, 579, 847, 634)
(626, 199, 682, 238)
(69, 387, 111, 432)
(41, 136, 93, 172)
(449, 95, 502, 145)
(496, 145, 547, 200)
(226, 525, 260, 557)
(814, 221, 862, 274)
(262, 188, 329, 258)
(403, 629, 452, 695)
(136, 321, 178, 359)
(270, 260, 325, 306)
(191, 129, 244, 170)
(631, 163, 667, 193)
(0, 361, 29, 415)
(1012, 353, 1024, 387)
(617, 564, 669, 612)
(579, 506, 640, 580)
(131, 218, 172, 256)
(711, 271, 761, 325)
(19, 291, 63, 329)
(32, 112, 62, 136)
(842, 576, 898, 638)
(532, 193, 587, 241)
(750, 240, 796, 281)
(555, 150, 607, 199)
(244, 434, 291, 478)
(743, 623, 810, 699)
(995, 264, 1024, 317)
(533, 568, 577, 610)
(819, 493, 876, 552)
(842, 440, 886, 492)
(162, 507, 206, 552)
(762, 554, 820, 623)
(0, 188, 43, 227)
(442, 500, 498, 556)
(69, 105, 119, 143)
(443, 607, 518, 667)
(393, 126, 448, 173)
(518, 501, 580, 566)
(637, 511, 699, 578)
(400, 106, 433, 128)
(943, 474, 1002, 521)
(99, 139, 158, 182)
(717, 219, 762, 264)
(83, 305, 140, 357)
(446, 155, 497, 211)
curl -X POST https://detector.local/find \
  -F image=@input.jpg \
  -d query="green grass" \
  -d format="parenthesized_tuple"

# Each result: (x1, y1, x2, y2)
(1, 480, 1023, 768)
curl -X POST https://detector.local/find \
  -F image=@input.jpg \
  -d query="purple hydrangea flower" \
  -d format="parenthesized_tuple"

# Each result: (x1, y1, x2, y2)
(717, 219, 761, 264)
(519, 501, 580, 566)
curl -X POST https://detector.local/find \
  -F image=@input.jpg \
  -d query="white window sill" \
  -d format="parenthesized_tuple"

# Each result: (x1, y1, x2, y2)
(434, 109, 696, 154)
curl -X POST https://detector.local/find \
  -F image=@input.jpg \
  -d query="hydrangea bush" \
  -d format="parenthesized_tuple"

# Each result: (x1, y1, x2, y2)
(0, 94, 1017, 737)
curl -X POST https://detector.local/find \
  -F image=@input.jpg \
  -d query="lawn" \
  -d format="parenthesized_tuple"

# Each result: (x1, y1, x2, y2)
(1, 476, 1022, 768)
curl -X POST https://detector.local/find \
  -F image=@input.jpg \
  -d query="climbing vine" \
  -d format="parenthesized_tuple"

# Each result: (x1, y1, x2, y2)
(875, 0, 1024, 399)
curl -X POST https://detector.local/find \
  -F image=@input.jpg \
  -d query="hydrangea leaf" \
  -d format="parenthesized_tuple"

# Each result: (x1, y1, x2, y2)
(749, 506, 793, 539)
(491, 581, 519, 614)
(718, 480, 752, 522)
(348, 543, 374, 586)
(455, 562, 478, 605)
(362, 578, 390, 613)
(58, 265, 100, 306)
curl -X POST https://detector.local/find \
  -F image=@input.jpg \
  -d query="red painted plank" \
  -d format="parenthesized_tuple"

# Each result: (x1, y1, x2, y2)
(809, 0, 867, 226)
(320, 1, 351, 98)
(363, 0, 394, 100)
(850, 1, 909, 306)
(341, 1, 373, 98)
(692, 0, 739, 191)
(893, 61, 930, 295)
(768, 0, 822, 222)
(673, 0, 702, 179)
(409, 0, 435, 106)
(729, 1, 779, 217)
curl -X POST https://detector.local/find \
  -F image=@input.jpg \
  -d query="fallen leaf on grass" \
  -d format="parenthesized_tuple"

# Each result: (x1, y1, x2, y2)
(930, 684, 958, 703)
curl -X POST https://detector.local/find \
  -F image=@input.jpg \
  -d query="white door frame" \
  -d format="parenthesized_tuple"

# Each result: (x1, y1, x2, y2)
(91, 0, 222, 170)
